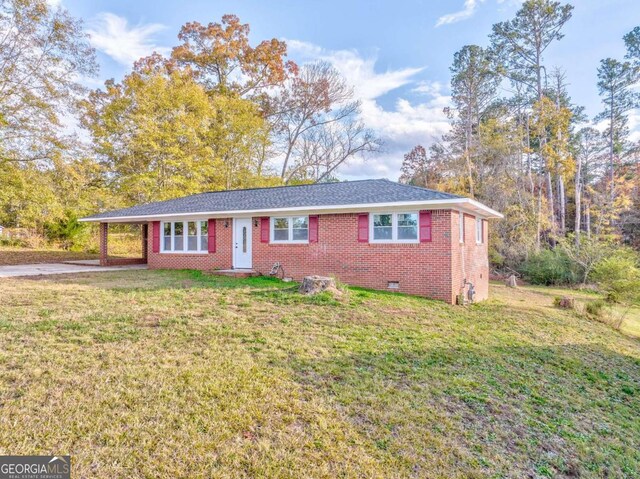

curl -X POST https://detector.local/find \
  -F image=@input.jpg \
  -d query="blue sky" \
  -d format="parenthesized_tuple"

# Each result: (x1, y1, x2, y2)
(57, 0, 640, 179)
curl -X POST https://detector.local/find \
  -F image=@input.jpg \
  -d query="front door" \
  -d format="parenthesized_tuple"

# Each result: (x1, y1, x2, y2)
(233, 218, 252, 269)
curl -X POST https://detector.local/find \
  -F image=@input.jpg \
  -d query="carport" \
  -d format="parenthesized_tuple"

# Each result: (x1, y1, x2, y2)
(99, 222, 148, 266)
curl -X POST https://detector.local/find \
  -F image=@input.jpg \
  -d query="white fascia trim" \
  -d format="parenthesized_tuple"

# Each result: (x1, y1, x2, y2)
(80, 198, 504, 223)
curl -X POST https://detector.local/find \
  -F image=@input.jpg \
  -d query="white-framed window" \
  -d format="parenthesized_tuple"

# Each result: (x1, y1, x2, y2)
(161, 220, 209, 253)
(271, 216, 309, 243)
(459, 211, 465, 244)
(475, 217, 483, 244)
(370, 212, 419, 243)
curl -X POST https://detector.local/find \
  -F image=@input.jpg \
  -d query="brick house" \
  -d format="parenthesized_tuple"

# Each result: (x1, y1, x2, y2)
(81, 179, 502, 304)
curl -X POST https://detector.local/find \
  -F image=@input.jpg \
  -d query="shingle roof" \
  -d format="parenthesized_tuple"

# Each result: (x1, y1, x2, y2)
(82, 179, 466, 221)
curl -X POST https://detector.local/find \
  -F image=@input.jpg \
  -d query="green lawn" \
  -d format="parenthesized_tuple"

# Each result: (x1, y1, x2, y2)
(0, 271, 638, 478)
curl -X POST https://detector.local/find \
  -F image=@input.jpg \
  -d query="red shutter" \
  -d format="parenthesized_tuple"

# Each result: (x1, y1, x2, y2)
(260, 217, 270, 243)
(208, 219, 216, 253)
(419, 211, 432, 243)
(152, 221, 160, 253)
(357, 214, 369, 243)
(309, 215, 319, 243)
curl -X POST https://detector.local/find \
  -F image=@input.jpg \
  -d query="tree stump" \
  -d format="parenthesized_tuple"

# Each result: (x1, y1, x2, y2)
(299, 276, 336, 295)
(505, 274, 518, 288)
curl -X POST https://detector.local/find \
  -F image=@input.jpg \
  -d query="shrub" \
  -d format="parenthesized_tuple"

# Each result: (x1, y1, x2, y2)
(558, 234, 613, 284)
(520, 249, 576, 285)
(553, 296, 575, 309)
(590, 248, 640, 304)
(45, 211, 92, 251)
(585, 299, 606, 318)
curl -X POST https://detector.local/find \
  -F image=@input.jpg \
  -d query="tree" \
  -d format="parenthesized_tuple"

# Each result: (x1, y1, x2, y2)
(399, 145, 449, 190)
(170, 15, 296, 98)
(287, 118, 381, 183)
(490, 0, 573, 236)
(271, 61, 381, 182)
(572, 127, 606, 245)
(0, 0, 97, 164)
(82, 57, 279, 205)
(448, 45, 499, 197)
(489, 0, 573, 101)
(595, 58, 638, 204)
(623, 26, 640, 63)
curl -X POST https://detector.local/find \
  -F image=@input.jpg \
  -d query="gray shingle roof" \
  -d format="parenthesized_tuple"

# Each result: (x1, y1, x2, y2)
(82, 179, 465, 221)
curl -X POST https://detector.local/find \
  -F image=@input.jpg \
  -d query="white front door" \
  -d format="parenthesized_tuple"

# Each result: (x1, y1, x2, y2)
(233, 218, 252, 269)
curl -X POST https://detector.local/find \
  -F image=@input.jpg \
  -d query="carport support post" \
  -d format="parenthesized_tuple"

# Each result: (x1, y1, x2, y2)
(141, 223, 148, 262)
(99, 222, 108, 266)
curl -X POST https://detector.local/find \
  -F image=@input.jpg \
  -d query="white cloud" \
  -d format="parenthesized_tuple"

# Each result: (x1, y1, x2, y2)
(87, 13, 169, 66)
(286, 40, 423, 101)
(436, 0, 484, 27)
(629, 110, 640, 142)
(286, 40, 451, 179)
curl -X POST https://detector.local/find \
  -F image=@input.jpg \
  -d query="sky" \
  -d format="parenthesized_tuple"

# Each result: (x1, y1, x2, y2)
(57, 0, 640, 180)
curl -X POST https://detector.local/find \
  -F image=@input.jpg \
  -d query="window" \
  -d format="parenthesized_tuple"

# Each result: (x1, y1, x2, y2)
(373, 214, 393, 240)
(271, 216, 309, 243)
(476, 217, 483, 244)
(370, 212, 418, 242)
(397, 213, 418, 240)
(163, 222, 171, 251)
(459, 211, 464, 244)
(174, 222, 184, 250)
(200, 221, 208, 251)
(292, 217, 308, 241)
(161, 220, 209, 253)
(187, 221, 198, 251)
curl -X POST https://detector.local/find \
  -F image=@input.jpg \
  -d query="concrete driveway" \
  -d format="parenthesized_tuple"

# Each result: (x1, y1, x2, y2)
(0, 263, 147, 278)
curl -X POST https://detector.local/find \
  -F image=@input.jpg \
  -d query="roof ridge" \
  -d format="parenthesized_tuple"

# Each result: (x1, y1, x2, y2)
(194, 178, 386, 196)
(393, 180, 463, 198)
(90, 179, 393, 211)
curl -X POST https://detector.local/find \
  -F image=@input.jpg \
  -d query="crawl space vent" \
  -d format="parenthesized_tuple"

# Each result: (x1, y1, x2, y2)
(387, 281, 400, 290)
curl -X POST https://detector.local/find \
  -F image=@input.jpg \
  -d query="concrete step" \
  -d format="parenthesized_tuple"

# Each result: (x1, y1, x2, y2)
(208, 269, 259, 278)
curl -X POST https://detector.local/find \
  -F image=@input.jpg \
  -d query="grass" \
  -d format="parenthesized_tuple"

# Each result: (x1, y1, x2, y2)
(0, 271, 638, 478)
(0, 246, 99, 265)
(507, 283, 640, 339)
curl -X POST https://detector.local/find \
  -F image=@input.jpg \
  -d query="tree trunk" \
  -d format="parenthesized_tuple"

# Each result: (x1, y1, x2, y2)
(536, 180, 542, 252)
(465, 111, 475, 197)
(546, 171, 555, 245)
(558, 175, 566, 236)
(609, 91, 615, 203)
(574, 151, 582, 247)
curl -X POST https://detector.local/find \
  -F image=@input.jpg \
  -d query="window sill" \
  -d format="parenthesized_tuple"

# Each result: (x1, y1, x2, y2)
(369, 240, 420, 245)
(269, 241, 309, 245)
(159, 251, 210, 255)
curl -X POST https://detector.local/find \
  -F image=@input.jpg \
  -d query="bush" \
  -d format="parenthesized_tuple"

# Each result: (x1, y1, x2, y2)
(45, 211, 92, 251)
(585, 299, 606, 318)
(520, 249, 577, 285)
(590, 248, 640, 304)
(553, 296, 575, 309)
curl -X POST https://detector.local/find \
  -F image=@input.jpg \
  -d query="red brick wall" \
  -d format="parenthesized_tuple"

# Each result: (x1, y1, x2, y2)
(144, 210, 491, 304)
(146, 218, 233, 270)
(251, 211, 454, 302)
(450, 211, 489, 302)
